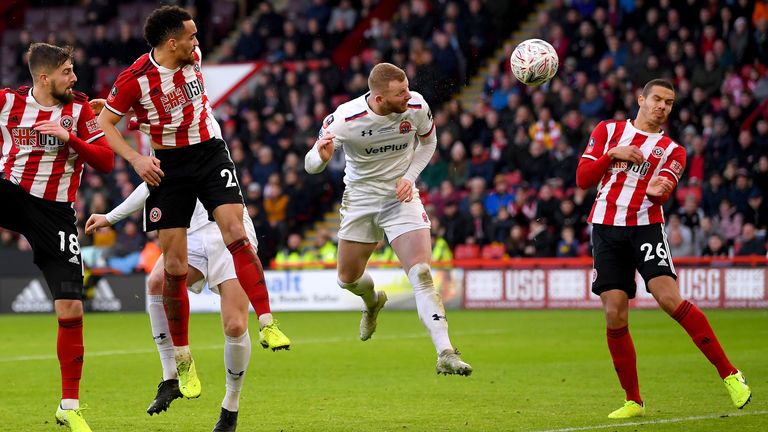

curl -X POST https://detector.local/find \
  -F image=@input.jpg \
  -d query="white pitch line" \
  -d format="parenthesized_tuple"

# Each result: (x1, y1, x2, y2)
(531, 410, 768, 432)
(0, 328, 512, 363)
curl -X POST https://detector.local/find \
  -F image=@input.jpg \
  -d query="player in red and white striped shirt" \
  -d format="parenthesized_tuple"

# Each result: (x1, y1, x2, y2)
(96, 6, 286, 429)
(0, 43, 114, 432)
(576, 79, 751, 419)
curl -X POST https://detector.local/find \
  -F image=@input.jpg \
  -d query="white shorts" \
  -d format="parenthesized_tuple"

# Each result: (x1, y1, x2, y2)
(187, 216, 259, 295)
(337, 188, 430, 243)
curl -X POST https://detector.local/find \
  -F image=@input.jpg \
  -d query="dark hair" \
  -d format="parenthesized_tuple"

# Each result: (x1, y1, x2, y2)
(642, 79, 675, 97)
(27, 43, 73, 79)
(143, 5, 193, 48)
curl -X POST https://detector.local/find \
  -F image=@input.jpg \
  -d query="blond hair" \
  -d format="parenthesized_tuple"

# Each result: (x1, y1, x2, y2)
(368, 63, 406, 95)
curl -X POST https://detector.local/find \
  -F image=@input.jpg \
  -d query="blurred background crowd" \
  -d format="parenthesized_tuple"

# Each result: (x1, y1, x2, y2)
(0, 0, 766, 273)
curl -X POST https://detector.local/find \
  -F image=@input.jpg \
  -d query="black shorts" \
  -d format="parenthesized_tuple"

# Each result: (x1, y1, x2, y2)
(590, 223, 677, 299)
(144, 138, 244, 231)
(0, 179, 84, 300)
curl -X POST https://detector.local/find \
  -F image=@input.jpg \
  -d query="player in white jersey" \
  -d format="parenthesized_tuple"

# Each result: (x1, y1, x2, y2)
(305, 63, 472, 375)
(85, 184, 289, 431)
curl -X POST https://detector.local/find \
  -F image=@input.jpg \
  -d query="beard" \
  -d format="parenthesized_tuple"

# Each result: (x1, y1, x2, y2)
(51, 87, 74, 104)
(384, 100, 407, 114)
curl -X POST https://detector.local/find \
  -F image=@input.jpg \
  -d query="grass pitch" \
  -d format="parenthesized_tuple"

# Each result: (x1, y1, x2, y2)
(0, 309, 766, 431)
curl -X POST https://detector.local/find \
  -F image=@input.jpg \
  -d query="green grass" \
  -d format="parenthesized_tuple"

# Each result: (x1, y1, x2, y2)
(0, 309, 766, 431)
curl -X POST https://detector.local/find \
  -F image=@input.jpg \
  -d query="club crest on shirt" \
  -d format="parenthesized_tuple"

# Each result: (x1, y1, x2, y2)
(587, 137, 595, 153)
(60, 115, 74, 131)
(107, 85, 118, 103)
(651, 146, 664, 158)
(399, 120, 412, 134)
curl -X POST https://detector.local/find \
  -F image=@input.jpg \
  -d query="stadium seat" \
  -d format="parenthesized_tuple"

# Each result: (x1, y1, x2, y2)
(481, 243, 506, 259)
(454, 244, 480, 259)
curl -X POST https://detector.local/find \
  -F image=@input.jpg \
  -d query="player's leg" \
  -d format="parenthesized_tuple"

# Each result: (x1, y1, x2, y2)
(19, 193, 92, 431)
(390, 228, 471, 376)
(635, 224, 750, 408)
(146, 255, 176, 383)
(648, 276, 751, 408)
(591, 224, 644, 419)
(213, 278, 252, 432)
(337, 238, 385, 340)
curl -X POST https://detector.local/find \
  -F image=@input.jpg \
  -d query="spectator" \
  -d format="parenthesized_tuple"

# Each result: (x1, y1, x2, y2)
(484, 175, 514, 218)
(555, 226, 580, 257)
(440, 200, 470, 248)
(701, 233, 731, 257)
(274, 233, 308, 268)
(743, 189, 768, 233)
(736, 223, 767, 256)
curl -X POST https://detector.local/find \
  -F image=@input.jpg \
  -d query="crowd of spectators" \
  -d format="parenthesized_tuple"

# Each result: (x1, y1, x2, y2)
(1, 0, 767, 273)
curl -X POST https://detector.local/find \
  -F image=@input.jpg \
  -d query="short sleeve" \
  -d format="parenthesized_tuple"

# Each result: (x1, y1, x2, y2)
(581, 121, 609, 161)
(104, 70, 142, 117)
(416, 101, 434, 137)
(319, 111, 344, 150)
(76, 102, 106, 143)
(659, 145, 687, 185)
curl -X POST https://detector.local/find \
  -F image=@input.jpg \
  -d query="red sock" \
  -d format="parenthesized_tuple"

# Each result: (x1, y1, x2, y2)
(163, 271, 189, 346)
(672, 300, 737, 379)
(226, 238, 271, 316)
(58, 317, 84, 400)
(606, 326, 642, 404)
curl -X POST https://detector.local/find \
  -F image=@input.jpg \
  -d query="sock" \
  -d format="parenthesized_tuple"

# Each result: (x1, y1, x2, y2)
(258, 313, 274, 329)
(606, 326, 641, 404)
(407, 263, 452, 353)
(672, 300, 737, 379)
(57, 317, 84, 402)
(338, 272, 377, 309)
(175, 345, 192, 363)
(162, 271, 190, 347)
(223, 330, 251, 412)
(226, 238, 272, 316)
(149, 295, 177, 380)
(60, 399, 79, 410)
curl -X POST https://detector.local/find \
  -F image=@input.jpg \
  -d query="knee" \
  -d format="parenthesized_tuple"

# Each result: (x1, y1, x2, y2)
(147, 272, 163, 295)
(164, 255, 186, 276)
(406, 262, 432, 286)
(223, 317, 248, 337)
(604, 305, 628, 327)
(657, 293, 683, 315)
(337, 268, 364, 286)
(55, 299, 83, 319)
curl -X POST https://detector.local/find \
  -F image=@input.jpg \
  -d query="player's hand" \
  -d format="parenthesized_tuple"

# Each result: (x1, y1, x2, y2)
(89, 98, 106, 116)
(32, 120, 70, 142)
(85, 213, 111, 235)
(395, 178, 414, 202)
(646, 176, 674, 197)
(607, 146, 644, 165)
(130, 154, 164, 187)
(315, 132, 335, 162)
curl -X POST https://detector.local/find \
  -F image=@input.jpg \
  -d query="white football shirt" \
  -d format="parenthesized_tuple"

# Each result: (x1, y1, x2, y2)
(319, 91, 434, 195)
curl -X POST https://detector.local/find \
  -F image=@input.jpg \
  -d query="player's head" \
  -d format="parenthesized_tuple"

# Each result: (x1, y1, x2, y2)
(27, 43, 76, 104)
(144, 6, 197, 65)
(638, 79, 675, 129)
(368, 63, 411, 114)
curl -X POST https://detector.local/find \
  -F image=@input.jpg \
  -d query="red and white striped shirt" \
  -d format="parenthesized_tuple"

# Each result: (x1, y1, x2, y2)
(104, 47, 221, 147)
(581, 120, 686, 226)
(0, 87, 106, 202)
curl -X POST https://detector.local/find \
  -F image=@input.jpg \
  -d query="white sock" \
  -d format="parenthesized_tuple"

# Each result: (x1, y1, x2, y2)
(338, 272, 378, 309)
(258, 313, 273, 329)
(149, 295, 177, 380)
(60, 399, 79, 410)
(222, 330, 251, 412)
(408, 263, 453, 353)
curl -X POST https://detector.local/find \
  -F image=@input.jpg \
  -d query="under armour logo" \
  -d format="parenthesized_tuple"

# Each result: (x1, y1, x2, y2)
(74, 355, 84, 364)
(227, 368, 244, 378)
(361, 129, 373, 137)
(153, 333, 167, 341)
(432, 314, 447, 321)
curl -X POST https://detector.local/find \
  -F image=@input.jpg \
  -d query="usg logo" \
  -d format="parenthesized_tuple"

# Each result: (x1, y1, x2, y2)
(12, 279, 53, 312)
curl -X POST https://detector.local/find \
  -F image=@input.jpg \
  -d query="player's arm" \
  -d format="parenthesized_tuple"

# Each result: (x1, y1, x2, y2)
(576, 122, 643, 189)
(646, 145, 686, 205)
(397, 111, 437, 202)
(305, 132, 336, 174)
(98, 108, 164, 186)
(85, 182, 150, 234)
(32, 102, 114, 173)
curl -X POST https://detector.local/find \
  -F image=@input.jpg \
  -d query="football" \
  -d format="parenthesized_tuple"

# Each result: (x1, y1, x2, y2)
(510, 39, 559, 86)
